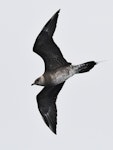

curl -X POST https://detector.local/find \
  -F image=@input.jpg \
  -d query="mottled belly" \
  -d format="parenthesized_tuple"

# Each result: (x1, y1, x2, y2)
(49, 65, 76, 85)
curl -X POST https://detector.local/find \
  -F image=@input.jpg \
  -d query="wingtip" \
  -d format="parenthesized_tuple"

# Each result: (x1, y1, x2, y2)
(48, 121, 57, 135)
(57, 9, 60, 14)
(39, 9, 61, 37)
(50, 127, 57, 135)
(54, 131, 57, 135)
(51, 9, 60, 20)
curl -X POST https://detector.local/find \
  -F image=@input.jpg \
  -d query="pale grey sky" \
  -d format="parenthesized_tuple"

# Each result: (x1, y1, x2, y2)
(0, 0, 113, 149)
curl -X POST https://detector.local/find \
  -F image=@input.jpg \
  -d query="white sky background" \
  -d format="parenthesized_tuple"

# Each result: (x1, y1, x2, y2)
(0, 0, 113, 149)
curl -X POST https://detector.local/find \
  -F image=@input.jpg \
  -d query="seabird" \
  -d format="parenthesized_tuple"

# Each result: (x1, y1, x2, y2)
(32, 10, 97, 134)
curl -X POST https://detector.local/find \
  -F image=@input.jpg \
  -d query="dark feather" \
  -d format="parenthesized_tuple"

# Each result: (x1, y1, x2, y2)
(33, 10, 70, 71)
(75, 61, 97, 73)
(36, 82, 65, 134)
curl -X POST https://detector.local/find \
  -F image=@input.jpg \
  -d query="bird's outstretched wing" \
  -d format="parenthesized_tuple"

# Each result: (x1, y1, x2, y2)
(33, 10, 70, 71)
(36, 82, 65, 134)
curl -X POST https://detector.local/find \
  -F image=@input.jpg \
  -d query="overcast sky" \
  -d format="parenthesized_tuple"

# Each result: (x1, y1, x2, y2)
(0, 0, 113, 149)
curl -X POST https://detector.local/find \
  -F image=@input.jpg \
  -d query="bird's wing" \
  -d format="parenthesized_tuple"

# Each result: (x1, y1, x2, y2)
(33, 10, 70, 71)
(36, 82, 65, 134)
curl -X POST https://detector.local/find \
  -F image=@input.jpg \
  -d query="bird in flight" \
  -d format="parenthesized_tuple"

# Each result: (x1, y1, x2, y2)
(32, 10, 97, 134)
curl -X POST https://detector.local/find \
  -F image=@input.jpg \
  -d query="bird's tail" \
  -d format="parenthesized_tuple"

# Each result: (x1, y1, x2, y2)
(73, 61, 97, 73)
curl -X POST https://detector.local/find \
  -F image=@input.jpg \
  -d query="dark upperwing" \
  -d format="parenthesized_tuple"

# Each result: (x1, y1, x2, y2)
(33, 10, 70, 71)
(36, 82, 65, 134)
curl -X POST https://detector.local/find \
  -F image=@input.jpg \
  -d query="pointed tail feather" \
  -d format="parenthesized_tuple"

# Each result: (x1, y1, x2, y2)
(74, 61, 97, 73)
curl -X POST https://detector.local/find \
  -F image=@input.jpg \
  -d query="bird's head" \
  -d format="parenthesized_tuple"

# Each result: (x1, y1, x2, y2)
(31, 76, 45, 86)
